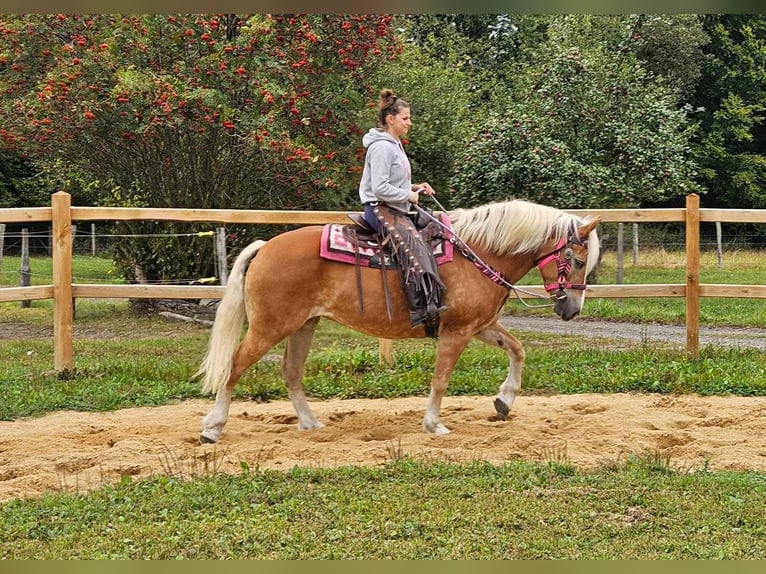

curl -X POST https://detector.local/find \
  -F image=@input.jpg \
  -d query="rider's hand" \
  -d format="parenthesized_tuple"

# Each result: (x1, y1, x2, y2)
(413, 183, 435, 196)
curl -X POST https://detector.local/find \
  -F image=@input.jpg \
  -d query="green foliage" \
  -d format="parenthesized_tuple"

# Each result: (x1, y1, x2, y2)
(694, 93, 766, 209)
(450, 15, 700, 209)
(0, 151, 48, 208)
(0, 14, 399, 281)
(2, 461, 766, 558)
(693, 15, 766, 211)
(628, 14, 710, 103)
(367, 25, 474, 200)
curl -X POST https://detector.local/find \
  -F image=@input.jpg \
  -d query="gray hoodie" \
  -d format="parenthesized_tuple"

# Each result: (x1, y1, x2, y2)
(358, 127, 415, 214)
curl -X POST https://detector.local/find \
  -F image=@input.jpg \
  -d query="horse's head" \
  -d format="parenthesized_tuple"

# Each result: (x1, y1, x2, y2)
(534, 215, 601, 321)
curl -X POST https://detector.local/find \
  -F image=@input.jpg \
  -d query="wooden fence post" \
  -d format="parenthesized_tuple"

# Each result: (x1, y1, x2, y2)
(52, 191, 74, 371)
(615, 223, 624, 304)
(716, 221, 723, 269)
(0, 223, 5, 272)
(20, 228, 31, 309)
(215, 227, 228, 286)
(378, 338, 393, 365)
(632, 223, 639, 265)
(685, 193, 700, 358)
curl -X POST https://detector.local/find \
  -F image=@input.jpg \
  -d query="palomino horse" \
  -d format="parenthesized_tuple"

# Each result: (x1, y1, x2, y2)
(196, 199, 600, 443)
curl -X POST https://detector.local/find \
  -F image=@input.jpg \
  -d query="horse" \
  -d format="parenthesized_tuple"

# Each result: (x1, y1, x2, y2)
(195, 199, 600, 443)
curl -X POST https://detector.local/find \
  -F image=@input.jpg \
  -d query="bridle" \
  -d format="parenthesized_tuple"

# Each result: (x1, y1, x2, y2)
(534, 222, 588, 301)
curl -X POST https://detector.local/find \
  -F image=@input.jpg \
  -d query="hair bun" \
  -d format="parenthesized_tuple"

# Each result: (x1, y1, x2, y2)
(380, 88, 397, 110)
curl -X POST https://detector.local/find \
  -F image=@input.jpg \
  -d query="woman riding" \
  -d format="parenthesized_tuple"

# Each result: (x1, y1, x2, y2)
(358, 88, 446, 337)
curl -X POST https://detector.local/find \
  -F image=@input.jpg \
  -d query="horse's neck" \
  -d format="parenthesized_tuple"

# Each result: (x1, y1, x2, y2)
(467, 242, 536, 284)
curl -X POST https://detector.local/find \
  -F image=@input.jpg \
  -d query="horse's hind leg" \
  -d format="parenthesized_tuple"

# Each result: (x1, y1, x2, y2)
(281, 317, 324, 431)
(474, 322, 525, 421)
(200, 330, 279, 443)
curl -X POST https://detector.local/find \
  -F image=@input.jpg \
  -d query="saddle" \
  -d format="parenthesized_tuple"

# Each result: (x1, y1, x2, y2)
(320, 212, 453, 270)
(319, 209, 452, 338)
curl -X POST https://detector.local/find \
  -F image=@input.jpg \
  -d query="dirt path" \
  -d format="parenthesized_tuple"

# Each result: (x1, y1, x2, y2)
(3, 393, 766, 502)
(501, 315, 766, 350)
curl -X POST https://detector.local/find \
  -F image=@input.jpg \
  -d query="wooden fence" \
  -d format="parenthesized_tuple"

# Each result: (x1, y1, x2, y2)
(2, 192, 766, 370)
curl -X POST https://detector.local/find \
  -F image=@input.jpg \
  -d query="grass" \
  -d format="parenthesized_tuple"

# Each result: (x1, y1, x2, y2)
(0, 253, 123, 285)
(1, 460, 765, 559)
(2, 249, 766, 558)
(2, 249, 766, 419)
(3, 314, 766, 421)
(4, 247, 766, 327)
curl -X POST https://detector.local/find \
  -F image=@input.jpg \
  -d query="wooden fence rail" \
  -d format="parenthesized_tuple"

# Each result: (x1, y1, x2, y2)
(2, 192, 766, 370)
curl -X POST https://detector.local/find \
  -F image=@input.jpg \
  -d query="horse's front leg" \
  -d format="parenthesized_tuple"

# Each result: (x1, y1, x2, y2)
(474, 321, 525, 421)
(423, 332, 472, 435)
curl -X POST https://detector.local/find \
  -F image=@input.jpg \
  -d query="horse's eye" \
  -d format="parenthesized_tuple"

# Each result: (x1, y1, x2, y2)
(574, 258, 586, 269)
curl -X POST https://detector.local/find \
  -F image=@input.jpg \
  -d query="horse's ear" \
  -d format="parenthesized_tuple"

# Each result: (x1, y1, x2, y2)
(577, 216, 600, 241)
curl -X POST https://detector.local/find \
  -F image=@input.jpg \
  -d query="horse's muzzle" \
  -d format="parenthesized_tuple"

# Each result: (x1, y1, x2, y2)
(554, 296, 580, 321)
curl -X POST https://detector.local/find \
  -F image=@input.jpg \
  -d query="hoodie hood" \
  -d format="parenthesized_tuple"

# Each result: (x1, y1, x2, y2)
(362, 127, 399, 149)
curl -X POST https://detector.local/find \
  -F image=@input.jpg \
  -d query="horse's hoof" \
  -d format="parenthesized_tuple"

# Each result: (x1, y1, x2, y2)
(423, 421, 451, 435)
(494, 398, 510, 421)
(199, 433, 217, 444)
(297, 420, 325, 431)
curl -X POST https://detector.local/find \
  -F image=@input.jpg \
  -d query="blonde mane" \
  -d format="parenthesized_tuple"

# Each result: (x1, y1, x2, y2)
(448, 199, 600, 272)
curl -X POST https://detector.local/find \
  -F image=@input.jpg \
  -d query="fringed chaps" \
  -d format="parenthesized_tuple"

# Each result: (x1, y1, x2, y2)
(373, 204, 446, 338)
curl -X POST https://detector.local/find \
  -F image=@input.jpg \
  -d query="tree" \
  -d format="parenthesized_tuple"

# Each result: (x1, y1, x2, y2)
(692, 15, 766, 210)
(629, 14, 709, 104)
(449, 15, 700, 210)
(0, 14, 399, 282)
(402, 14, 549, 103)
(0, 151, 47, 208)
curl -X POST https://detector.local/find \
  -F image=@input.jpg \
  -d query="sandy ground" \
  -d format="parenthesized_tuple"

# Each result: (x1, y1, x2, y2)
(2, 392, 766, 502)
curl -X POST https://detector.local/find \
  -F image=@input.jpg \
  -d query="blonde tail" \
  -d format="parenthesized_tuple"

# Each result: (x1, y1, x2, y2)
(195, 240, 267, 394)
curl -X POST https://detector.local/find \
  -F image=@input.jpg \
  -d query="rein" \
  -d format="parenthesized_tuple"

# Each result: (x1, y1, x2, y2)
(413, 203, 558, 309)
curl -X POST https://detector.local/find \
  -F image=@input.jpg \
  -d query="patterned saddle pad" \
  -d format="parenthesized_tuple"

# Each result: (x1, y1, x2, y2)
(319, 213, 454, 269)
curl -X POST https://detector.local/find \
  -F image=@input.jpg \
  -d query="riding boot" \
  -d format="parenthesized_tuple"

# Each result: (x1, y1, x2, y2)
(405, 224, 447, 337)
(402, 279, 427, 327)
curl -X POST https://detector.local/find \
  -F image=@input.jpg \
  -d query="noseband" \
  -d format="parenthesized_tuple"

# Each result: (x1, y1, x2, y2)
(534, 224, 588, 300)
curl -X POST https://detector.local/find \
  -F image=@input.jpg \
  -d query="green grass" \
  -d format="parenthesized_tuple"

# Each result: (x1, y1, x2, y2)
(2, 460, 765, 559)
(4, 248, 766, 327)
(2, 248, 766, 419)
(3, 313, 766, 422)
(0, 254, 122, 285)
